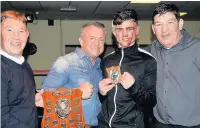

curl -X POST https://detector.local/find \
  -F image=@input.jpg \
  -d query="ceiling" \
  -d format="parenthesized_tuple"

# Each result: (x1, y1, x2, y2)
(1, 1, 200, 21)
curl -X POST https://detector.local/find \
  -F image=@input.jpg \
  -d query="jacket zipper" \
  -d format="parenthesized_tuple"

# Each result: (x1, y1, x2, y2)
(109, 48, 124, 127)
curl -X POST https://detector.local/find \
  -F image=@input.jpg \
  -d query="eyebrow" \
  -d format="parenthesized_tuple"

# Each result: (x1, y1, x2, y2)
(154, 18, 176, 23)
(168, 19, 176, 21)
(127, 27, 134, 28)
(3, 26, 12, 29)
(154, 21, 161, 24)
(4, 26, 27, 30)
(115, 27, 135, 29)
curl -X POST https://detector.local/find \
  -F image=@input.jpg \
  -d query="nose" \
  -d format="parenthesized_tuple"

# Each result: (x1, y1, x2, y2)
(94, 38, 103, 46)
(13, 31, 20, 39)
(93, 39, 99, 46)
(122, 29, 128, 37)
(162, 24, 169, 33)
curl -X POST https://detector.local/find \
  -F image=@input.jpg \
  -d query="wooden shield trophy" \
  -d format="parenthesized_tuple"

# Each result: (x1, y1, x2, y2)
(41, 88, 85, 128)
(106, 66, 121, 84)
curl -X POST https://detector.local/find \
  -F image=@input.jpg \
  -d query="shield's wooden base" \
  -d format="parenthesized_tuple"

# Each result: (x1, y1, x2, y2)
(41, 87, 85, 128)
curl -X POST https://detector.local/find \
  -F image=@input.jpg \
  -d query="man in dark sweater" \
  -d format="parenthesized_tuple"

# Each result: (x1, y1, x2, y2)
(144, 3, 200, 128)
(1, 10, 43, 128)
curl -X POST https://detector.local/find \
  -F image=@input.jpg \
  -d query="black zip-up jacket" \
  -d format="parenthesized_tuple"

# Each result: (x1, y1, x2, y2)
(98, 44, 157, 128)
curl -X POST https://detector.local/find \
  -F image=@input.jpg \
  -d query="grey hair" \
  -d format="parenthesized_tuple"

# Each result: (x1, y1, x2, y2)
(80, 22, 105, 37)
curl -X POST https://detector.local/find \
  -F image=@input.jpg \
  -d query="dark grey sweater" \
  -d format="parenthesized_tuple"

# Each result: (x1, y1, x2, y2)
(144, 29, 200, 126)
(1, 55, 38, 128)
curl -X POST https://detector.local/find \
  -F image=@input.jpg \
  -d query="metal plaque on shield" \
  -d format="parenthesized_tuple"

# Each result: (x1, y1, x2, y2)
(106, 66, 121, 84)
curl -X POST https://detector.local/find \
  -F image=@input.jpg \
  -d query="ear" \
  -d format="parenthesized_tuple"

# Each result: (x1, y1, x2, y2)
(112, 27, 116, 37)
(26, 31, 30, 38)
(136, 26, 140, 35)
(79, 37, 83, 46)
(179, 18, 184, 30)
(152, 24, 155, 34)
(111, 20, 116, 36)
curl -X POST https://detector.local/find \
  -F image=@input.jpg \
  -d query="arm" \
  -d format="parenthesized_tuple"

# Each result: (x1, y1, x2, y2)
(35, 89, 44, 107)
(42, 57, 93, 100)
(128, 58, 157, 107)
(98, 60, 111, 103)
(194, 45, 200, 71)
(1, 69, 28, 128)
(42, 57, 69, 90)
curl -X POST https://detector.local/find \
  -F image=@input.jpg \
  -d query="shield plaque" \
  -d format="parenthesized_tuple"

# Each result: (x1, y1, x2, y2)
(41, 87, 85, 128)
(106, 66, 121, 84)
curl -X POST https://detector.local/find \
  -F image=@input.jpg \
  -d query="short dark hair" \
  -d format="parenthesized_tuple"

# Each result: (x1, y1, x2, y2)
(152, 2, 180, 24)
(82, 22, 105, 29)
(80, 22, 105, 37)
(112, 9, 138, 26)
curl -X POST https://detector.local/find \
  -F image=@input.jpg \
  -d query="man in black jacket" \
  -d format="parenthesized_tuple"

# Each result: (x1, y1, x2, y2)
(1, 10, 43, 128)
(98, 9, 157, 128)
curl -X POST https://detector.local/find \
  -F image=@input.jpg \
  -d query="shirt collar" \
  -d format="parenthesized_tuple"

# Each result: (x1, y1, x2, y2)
(115, 42, 138, 54)
(75, 47, 101, 65)
(75, 47, 87, 58)
(0, 50, 25, 65)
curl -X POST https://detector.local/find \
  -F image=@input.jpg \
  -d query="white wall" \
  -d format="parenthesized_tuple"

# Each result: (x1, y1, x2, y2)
(27, 20, 62, 70)
(27, 20, 62, 89)
(27, 20, 200, 89)
(183, 21, 200, 37)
